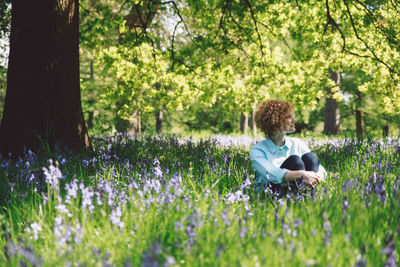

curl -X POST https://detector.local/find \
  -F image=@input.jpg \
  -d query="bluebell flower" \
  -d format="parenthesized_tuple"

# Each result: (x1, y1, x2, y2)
(240, 226, 247, 239)
(80, 183, 95, 212)
(56, 201, 71, 217)
(110, 206, 124, 230)
(82, 159, 89, 167)
(53, 216, 73, 248)
(65, 179, 78, 204)
(221, 210, 231, 227)
(164, 256, 175, 267)
(240, 178, 252, 190)
(174, 221, 183, 231)
(43, 160, 63, 191)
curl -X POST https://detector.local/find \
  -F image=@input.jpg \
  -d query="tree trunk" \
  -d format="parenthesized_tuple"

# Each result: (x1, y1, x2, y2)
(86, 59, 94, 129)
(355, 91, 363, 136)
(130, 110, 142, 136)
(155, 108, 163, 134)
(355, 110, 363, 136)
(0, 0, 90, 155)
(136, 110, 142, 136)
(251, 103, 257, 136)
(240, 112, 248, 135)
(383, 125, 390, 137)
(87, 111, 94, 129)
(323, 70, 341, 135)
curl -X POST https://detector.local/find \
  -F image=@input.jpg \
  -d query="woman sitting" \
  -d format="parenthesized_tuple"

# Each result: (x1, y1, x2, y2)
(250, 100, 326, 194)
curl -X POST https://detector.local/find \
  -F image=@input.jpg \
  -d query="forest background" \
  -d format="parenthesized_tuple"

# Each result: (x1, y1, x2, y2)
(0, 0, 399, 141)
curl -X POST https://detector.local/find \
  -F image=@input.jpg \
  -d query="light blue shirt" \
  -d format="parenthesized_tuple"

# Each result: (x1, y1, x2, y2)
(250, 137, 326, 188)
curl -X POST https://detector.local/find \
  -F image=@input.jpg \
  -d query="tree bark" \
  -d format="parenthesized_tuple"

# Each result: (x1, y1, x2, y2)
(383, 125, 390, 137)
(87, 111, 94, 129)
(355, 110, 363, 136)
(133, 110, 142, 136)
(251, 103, 257, 136)
(323, 70, 341, 135)
(355, 91, 363, 136)
(155, 108, 163, 134)
(0, 0, 90, 155)
(248, 104, 257, 136)
(86, 59, 94, 129)
(240, 112, 248, 135)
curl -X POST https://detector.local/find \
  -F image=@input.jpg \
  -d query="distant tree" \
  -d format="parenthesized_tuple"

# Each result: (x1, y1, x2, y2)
(324, 70, 341, 135)
(0, 0, 91, 155)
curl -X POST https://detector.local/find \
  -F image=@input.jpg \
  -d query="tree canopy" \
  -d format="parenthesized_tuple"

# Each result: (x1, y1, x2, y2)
(1, 0, 400, 153)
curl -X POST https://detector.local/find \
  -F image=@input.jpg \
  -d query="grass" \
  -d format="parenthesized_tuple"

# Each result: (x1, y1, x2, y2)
(0, 134, 399, 266)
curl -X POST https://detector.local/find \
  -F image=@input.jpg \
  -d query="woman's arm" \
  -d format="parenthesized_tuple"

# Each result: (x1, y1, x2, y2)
(283, 170, 321, 188)
(250, 147, 289, 184)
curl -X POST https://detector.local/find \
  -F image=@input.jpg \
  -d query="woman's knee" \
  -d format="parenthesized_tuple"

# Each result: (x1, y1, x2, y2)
(281, 155, 305, 170)
(302, 152, 319, 172)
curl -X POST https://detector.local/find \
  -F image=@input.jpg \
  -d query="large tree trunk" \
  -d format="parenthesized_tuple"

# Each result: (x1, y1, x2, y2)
(240, 112, 248, 135)
(323, 70, 341, 135)
(0, 0, 90, 155)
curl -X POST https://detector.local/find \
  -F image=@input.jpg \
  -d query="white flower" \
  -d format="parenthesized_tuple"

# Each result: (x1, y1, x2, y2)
(27, 222, 42, 240)
(56, 203, 71, 217)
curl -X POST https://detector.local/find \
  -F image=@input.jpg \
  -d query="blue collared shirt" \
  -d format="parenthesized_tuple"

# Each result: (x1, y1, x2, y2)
(250, 137, 326, 187)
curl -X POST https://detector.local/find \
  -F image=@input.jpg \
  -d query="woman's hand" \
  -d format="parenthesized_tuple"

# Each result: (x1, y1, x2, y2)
(283, 170, 321, 188)
(301, 171, 321, 188)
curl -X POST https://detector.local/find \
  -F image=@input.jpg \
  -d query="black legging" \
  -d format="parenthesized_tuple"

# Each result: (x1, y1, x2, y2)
(280, 152, 320, 172)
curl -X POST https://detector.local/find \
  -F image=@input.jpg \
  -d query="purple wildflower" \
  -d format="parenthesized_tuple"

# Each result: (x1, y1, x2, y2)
(65, 179, 78, 204)
(80, 183, 95, 212)
(43, 160, 63, 191)
(56, 200, 71, 217)
(110, 206, 124, 230)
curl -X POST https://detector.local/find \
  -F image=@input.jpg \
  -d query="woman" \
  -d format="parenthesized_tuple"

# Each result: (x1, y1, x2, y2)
(250, 100, 326, 193)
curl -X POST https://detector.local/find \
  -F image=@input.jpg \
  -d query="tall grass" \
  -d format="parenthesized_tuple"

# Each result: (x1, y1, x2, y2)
(0, 134, 399, 266)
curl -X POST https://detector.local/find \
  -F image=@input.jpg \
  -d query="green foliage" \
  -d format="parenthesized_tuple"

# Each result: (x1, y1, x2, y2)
(0, 0, 11, 38)
(76, 0, 400, 136)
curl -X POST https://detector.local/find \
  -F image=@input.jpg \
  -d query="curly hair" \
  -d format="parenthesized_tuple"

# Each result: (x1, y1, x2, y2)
(254, 100, 294, 137)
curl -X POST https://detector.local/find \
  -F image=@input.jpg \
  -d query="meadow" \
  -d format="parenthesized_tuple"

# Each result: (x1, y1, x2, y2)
(0, 134, 399, 266)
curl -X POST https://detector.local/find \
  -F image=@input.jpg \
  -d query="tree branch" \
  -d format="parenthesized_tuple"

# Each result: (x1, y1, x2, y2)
(389, 0, 400, 14)
(323, 0, 400, 77)
(243, 0, 265, 61)
(353, 0, 399, 47)
(170, 19, 182, 70)
(160, 0, 210, 58)
(343, 0, 400, 76)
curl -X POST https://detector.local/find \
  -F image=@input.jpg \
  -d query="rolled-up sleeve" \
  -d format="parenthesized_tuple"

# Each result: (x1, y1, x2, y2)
(250, 147, 289, 184)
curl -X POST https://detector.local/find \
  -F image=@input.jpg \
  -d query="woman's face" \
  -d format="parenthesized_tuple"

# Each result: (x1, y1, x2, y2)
(283, 114, 296, 133)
